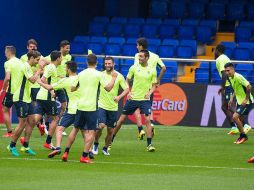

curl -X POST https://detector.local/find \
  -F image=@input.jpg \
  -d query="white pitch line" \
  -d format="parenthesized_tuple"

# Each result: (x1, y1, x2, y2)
(0, 157, 254, 171)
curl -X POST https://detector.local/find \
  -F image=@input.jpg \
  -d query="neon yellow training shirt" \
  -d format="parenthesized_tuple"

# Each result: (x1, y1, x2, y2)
(216, 54, 231, 87)
(134, 51, 165, 69)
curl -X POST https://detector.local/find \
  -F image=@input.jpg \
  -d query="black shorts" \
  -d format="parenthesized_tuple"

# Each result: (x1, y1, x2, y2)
(98, 107, 117, 128)
(2, 92, 13, 108)
(223, 86, 234, 102)
(31, 88, 40, 102)
(55, 89, 67, 103)
(58, 112, 76, 128)
(74, 110, 98, 130)
(14, 101, 34, 118)
(236, 103, 252, 116)
(122, 100, 151, 116)
(34, 100, 58, 116)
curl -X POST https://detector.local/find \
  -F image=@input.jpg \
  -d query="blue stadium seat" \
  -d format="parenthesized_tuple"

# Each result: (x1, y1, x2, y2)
(146, 18, 162, 25)
(106, 23, 123, 37)
(147, 38, 161, 46)
(105, 43, 121, 55)
(89, 22, 105, 36)
(211, 0, 228, 3)
(178, 26, 195, 40)
(207, 3, 225, 20)
(126, 38, 137, 44)
(196, 26, 213, 43)
(169, 2, 186, 18)
(239, 21, 254, 30)
(151, 1, 168, 18)
(238, 42, 254, 50)
(108, 37, 125, 45)
(70, 42, 85, 54)
(164, 61, 178, 67)
(127, 18, 145, 24)
(233, 48, 251, 60)
(199, 20, 217, 35)
(199, 62, 209, 68)
(182, 19, 200, 26)
(90, 36, 107, 44)
(180, 40, 197, 56)
(159, 25, 176, 39)
(162, 39, 179, 53)
(221, 42, 236, 49)
(211, 71, 221, 84)
(188, 2, 205, 18)
(177, 46, 193, 58)
(148, 45, 158, 53)
(124, 24, 141, 37)
(235, 64, 253, 70)
(93, 16, 110, 23)
(73, 36, 90, 43)
(74, 56, 86, 64)
(157, 45, 175, 58)
(235, 27, 252, 42)
(195, 69, 209, 83)
(111, 17, 127, 24)
(226, 3, 245, 20)
(247, 3, 254, 20)
(142, 24, 158, 38)
(162, 18, 180, 26)
(122, 44, 137, 56)
(224, 48, 233, 59)
(87, 43, 104, 54)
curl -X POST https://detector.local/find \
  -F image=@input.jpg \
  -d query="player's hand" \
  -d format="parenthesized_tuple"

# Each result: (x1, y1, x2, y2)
(113, 96, 120, 103)
(127, 93, 132, 100)
(218, 88, 224, 95)
(111, 71, 118, 78)
(144, 92, 151, 99)
(50, 90, 56, 98)
(156, 80, 160, 87)
(0, 89, 5, 96)
(242, 99, 248, 106)
(228, 100, 233, 109)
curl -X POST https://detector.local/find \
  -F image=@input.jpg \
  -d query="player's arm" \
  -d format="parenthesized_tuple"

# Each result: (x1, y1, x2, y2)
(145, 83, 156, 99)
(104, 71, 118, 92)
(228, 92, 235, 108)
(218, 71, 227, 95)
(37, 80, 53, 91)
(156, 58, 166, 85)
(0, 71, 10, 95)
(242, 84, 252, 106)
(113, 77, 129, 103)
(28, 67, 42, 84)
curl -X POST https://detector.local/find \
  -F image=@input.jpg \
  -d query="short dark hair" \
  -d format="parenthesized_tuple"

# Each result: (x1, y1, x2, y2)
(5, 46, 16, 55)
(50, 50, 61, 61)
(27, 50, 41, 60)
(66, 61, 77, 73)
(27, 39, 37, 47)
(60, 40, 70, 48)
(216, 44, 225, 54)
(137, 37, 148, 49)
(87, 53, 97, 65)
(104, 56, 114, 63)
(140, 49, 150, 58)
(224, 62, 234, 69)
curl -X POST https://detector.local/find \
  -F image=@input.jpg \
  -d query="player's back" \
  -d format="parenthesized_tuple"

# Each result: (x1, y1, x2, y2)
(7, 57, 23, 94)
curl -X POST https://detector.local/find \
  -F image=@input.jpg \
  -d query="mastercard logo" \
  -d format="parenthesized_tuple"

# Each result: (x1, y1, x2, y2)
(152, 83, 188, 125)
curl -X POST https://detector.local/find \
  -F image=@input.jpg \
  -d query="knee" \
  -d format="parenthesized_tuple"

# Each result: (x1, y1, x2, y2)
(232, 114, 239, 121)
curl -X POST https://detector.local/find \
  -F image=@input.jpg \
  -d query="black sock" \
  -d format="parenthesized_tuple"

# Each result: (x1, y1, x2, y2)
(7, 130, 12, 133)
(138, 126, 143, 133)
(150, 120, 154, 124)
(94, 142, 99, 146)
(82, 152, 88, 158)
(112, 134, 116, 142)
(46, 135, 52, 144)
(10, 141, 16, 148)
(23, 141, 29, 148)
(64, 147, 70, 153)
(103, 146, 107, 151)
(45, 122, 50, 130)
(230, 122, 235, 127)
(56, 147, 61, 150)
(147, 138, 152, 146)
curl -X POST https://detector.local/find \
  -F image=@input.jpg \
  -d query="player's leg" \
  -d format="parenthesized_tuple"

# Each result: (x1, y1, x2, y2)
(2, 93, 13, 137)
(55, 89, 67, 136)
(134, 109, 146, 140)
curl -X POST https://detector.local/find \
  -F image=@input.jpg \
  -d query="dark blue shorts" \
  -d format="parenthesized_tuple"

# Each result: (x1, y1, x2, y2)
(31, 88, 40, 102)
(98, 107, 117, 128)
(55, 89, 67, 103)
(59, 112, 76, 128)
(236, 103, 252, 116)
(122, 100, 151, 116)
(14, 101, 34, 118)
(223, 86, 234, 102)
(2, 92, 13, 108)
(74, 110, 98, 130)
(34, 100, 58, 116)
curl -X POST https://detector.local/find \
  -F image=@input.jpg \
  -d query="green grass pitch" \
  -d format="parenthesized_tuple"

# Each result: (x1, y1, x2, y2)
(0, 125, 254, 190)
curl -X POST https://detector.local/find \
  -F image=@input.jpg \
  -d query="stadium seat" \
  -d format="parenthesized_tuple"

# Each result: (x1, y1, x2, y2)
(89, 22, 105, 36)
(159, 25, 177, 39)
(147, 38, 161, 46)
(238, 42, 254, 50)
(93, 16, 110, 23)
(180, 40, 197, 56)
(142, 24, 158, 38)
(87, 43, 104, 54)
(146, 18, 162, 25)
(162, 18, 180, 26)
(127, 18, 145, 24)
(150, 1, 168, 18)
(169, 2, 186, 18)
(196, 26, 213, 43)
(221, 42, 236, 49)
(70, 42, 85, 54)
(178, 26, 195, 40)
(199, 62, 209, 68)
(148, 45, 158, 53)
(239, 21, 254, 30)
(122, 44, 137, 56)
(226, 3, 245, 20)
(235, 27, 252, 42)
(106, 23, 123, 37)
(199, 20, 217, 35)
(235, 63, 253, 70)
(74, 56, 86, 63)
(90, 36, 107, 44)
(126, 38, 137, 44)
(75, 56, 87, 73)
(157, 45, 175, 58)
(195, 69, 209, 83)
(224, 48, 233, 59)
(162, 39, 179, 48)
(207, 3, 225, 20)
(73, 36, 90, 43)
(111, 17, 127, 24)
(124, 24, 141, 37)
(247, 3, 254, 20)
(104, 43, 121, 55)
(182, 19, 200, 26)
(233, 48, 251, 60)
(164, 61, 178, 68)
(211, 71, 221, 84)
(188, 2, 205, 18)
(177, 46, 193, 58)
(108, 37, 125, 45)
(211, 0, 228, 3)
